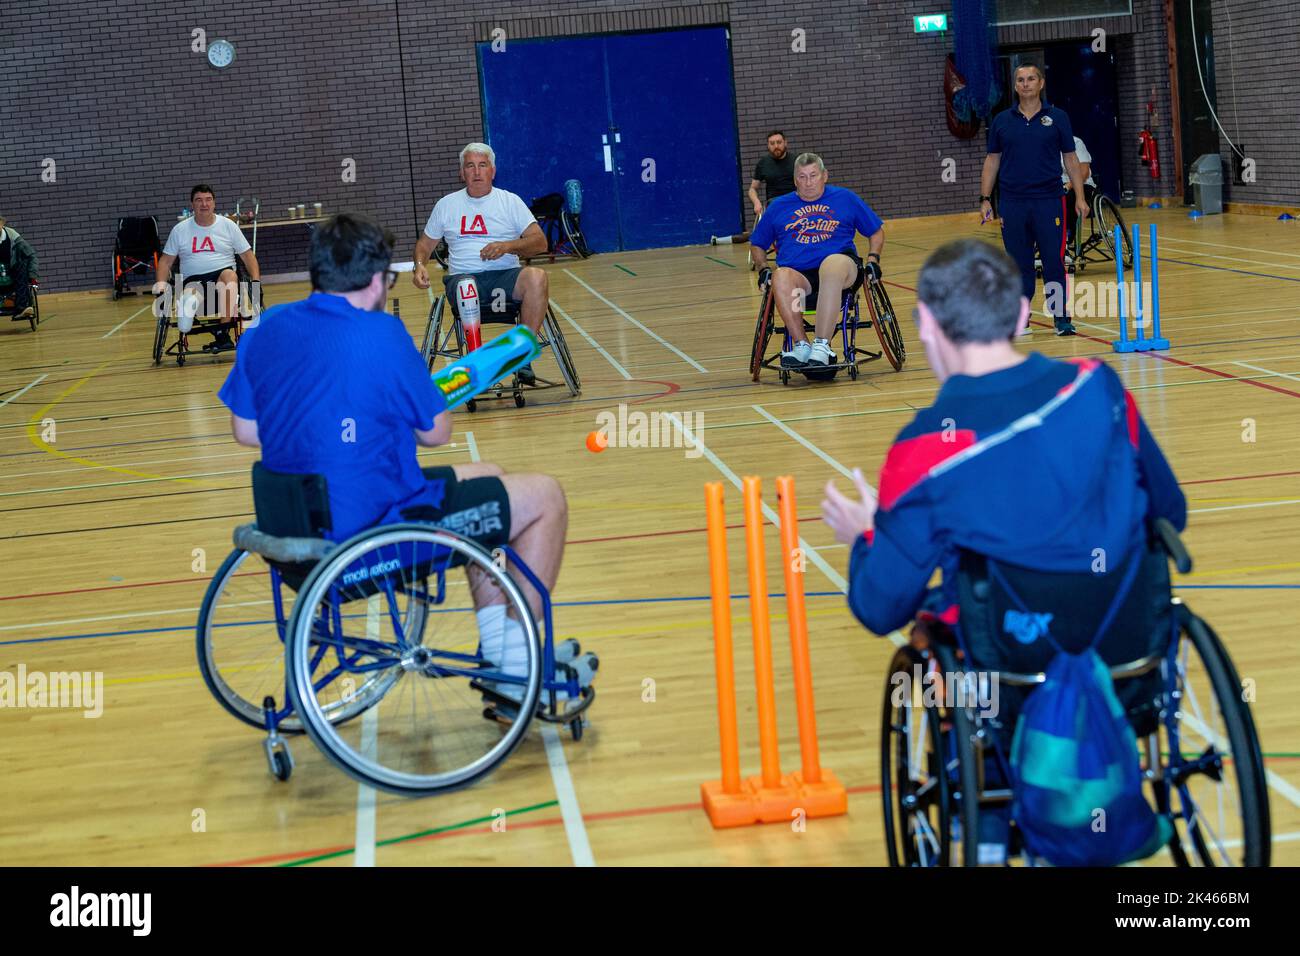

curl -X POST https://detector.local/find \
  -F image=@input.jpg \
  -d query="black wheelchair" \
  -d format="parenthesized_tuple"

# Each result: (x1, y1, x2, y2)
(197, 463, 594, 795)
(881, 519, 1270, 867)
(526, 192, 592, 262)
(749, 264, 905, 384)
(151, 262, 261, 367)
(113, 215, 162, 299)
(420, 240, 580, 410)
(0, 276, 39, 333)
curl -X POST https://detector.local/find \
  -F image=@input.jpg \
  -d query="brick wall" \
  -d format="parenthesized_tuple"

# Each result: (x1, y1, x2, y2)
(1209, 0, 1300, 205)
(0, 0, 1227, 293)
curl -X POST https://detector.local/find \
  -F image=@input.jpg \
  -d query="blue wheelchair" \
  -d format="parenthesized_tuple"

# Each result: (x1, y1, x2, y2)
(197, 463, 593, 796)
(881, 519, 1270, 867)
(749, 265, 905, 384)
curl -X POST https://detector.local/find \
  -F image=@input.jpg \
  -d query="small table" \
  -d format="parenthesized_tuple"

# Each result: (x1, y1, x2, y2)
(236, 216, 329, 255)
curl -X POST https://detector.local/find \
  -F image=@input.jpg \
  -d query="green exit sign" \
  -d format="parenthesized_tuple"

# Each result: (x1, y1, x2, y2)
(914, 13, 948, 32)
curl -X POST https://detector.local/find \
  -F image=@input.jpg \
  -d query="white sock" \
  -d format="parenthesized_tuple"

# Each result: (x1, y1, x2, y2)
(476, 605, 508, 664)
(498, 617, 530, 677)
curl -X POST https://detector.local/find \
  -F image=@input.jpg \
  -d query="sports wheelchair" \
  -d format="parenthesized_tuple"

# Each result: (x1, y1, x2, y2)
(526, 189, 592, 262)
(749, 265, 905, 384)
(420, 240, 580, 410)
(151, 262, 261, 367)
(113, 215, 162, 299)
(1032, 185, 1134, 277)
(197, 463, 594, 796)
(881, 519, 1270, 867)
(0, 276, 39, 333)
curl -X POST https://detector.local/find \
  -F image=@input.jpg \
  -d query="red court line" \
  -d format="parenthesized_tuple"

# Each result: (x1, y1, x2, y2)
(1180, 469, 1300, 486)
(206, 784, 884, 867)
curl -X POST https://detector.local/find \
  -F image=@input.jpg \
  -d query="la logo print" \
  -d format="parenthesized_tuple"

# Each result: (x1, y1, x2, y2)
(460, 215, 487, 235)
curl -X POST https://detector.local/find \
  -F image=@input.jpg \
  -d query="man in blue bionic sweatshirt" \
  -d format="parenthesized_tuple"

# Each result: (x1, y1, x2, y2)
(821, 238, 1186, 638)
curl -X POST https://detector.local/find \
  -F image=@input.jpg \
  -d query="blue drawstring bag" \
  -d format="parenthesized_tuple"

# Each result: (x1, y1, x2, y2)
(564, 179, 583, 215)
(995, 558, 1173, 866)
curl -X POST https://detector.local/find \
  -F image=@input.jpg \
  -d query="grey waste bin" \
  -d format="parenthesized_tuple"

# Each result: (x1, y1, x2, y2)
(1189, 154, 1224, 214)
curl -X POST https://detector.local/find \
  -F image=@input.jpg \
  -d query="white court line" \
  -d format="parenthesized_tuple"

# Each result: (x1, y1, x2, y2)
(101, 302, 155, 339)
(0, 599, 267, 633)
(1182, 711, 1300, 811)
(1189, 499, 1300, 515)
(664, 411, 907, 650)
(1159, 236, 1300, 260)
(549, 298, 631, 380)
(752, 405, 853, 480)
(1234, 361, 1300, 384)
(1158, 238, 1300, 272)
(562, 269, 708, 373)
(1035, 307, 1116, 337)
(0, 374, 48, 410)
(542, 725, 595, 866)
(355, 594, 381, 867)
(466, 429, 593, 865)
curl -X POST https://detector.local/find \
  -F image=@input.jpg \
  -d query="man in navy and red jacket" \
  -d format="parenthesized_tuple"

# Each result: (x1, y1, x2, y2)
(821, 238, 1186, 637)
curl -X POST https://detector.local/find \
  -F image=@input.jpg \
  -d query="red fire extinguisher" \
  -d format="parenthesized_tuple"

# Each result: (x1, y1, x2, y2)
(1139, 129, 1161, 180)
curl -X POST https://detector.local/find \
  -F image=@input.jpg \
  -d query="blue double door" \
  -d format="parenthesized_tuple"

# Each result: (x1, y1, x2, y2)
(477, 26, 742, 253)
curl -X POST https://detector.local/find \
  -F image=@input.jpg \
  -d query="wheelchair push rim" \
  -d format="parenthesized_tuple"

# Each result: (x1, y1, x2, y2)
(285, 524, 542, 797)
(1157, 605, 1270, 867)
(865, 279, 906, 372)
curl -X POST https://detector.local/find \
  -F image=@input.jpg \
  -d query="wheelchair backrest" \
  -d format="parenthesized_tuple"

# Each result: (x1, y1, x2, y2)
(530, 193, 564, 219)
(251, 462, 333, 539)
(953, 539, 1173, 676)
(116, 216, 161, 256)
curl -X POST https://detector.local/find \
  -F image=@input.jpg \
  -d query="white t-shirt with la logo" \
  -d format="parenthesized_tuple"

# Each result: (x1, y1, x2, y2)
(163, 216, 251, 276)
(423, 187, 537, 275)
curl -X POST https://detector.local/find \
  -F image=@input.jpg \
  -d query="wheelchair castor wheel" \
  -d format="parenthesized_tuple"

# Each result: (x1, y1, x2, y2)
(514, 392, 525, 408)
(177, 352, 185, 367)
(570, 717, 584, 741)
(466, 399, 477, 413)
(848, 363, 859, 380)
(271, 750, 292, 781)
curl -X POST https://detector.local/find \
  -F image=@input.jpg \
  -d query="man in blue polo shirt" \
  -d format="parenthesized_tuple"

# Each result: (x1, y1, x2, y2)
(750, 152, 885, 370)
(980, 63, 1090, 336)
(218, 214, 592, 693)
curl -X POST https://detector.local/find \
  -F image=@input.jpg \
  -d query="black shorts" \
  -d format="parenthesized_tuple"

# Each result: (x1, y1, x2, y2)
(444, 268, 523, 321)
(794, 249, 865, 311)
(400, 466, 512, 557)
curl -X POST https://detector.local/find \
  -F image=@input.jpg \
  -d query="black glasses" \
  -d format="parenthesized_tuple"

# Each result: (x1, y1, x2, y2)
(385, 270, 399, 288)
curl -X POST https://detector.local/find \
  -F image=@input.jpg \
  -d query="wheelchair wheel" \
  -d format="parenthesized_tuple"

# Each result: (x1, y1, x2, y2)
(197, 548, 414, 733)
(1157, 604, 1270, 867)
(151, 314, 168, 366)
(543, 309, 581, 395)
(1096, 195, 1133, 268)
(419, 298, 440, 368)
(749, 287, 775, 382)
(933, 642, 982, 866)
(285, 524, 542, 797)
(882, 645, 959, 866)
(28, 287, 39, 332)
(561, 209, 592, 259)
(432, 239, 449, 271)
(864, 280, 905, 372)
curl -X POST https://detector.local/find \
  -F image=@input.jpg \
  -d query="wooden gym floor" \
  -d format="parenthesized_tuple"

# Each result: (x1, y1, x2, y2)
(2, 208, 1298, 866)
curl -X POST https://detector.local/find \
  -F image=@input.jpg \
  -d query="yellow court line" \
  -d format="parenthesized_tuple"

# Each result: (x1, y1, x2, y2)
(25, 360, 201, 486)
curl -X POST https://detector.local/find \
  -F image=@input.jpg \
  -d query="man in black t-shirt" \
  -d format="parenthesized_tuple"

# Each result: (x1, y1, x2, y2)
(711, 131, 798, 254)
(748, 131, 797, 219)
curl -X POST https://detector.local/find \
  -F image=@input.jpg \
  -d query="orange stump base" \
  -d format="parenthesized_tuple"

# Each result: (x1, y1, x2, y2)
(700, 768, 848, 828)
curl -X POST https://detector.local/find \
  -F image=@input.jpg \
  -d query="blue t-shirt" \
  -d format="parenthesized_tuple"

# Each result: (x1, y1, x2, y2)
(749, 185, 884, 271)
(218, 292, 449, 541)
(987, 101, 1077, 199)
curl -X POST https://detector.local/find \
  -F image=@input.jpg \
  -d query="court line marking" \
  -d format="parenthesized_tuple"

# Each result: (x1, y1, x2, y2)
(1155, 239, 1300, 272)
(752, 404, 853, 480)
(0, 374, 48, 410)
(1188, 499, 1300, 515)
(355, 595, 381, 867)
(1158, 236, 1300, 260)
(466, 429, 593, 867)
(101, 302, 155, 339)
(562, 270, 708, 373)
(549, 298, 631, 380)
(1233, 361, 1300, 384)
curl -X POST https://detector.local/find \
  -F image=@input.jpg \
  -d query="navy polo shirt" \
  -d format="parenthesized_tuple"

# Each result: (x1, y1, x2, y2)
(218, 292, 449, 541)
(987, 100, 1077, 200)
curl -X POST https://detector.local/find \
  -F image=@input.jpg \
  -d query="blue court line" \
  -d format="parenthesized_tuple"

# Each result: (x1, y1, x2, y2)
(1159, 256, 1300, 284)
(2, 586, 1294, 648)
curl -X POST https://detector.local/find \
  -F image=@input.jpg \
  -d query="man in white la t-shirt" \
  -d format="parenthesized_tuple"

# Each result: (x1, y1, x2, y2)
(1061, 136, 1097, 247)
(413, 143, 549, 384)
(153, 183, 262, 352)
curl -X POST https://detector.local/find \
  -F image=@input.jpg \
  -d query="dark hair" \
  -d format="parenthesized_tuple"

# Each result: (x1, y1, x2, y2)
(190, 183, 215, 201)
(309, 214, 394, 293)
(1014, 61, 1045, 82)
(917, 240, 1023, 344)
(767, 130, 786, 141)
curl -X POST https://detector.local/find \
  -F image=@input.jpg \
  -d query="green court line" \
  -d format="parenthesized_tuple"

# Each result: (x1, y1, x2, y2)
(613, 264, 637, 277)
(280, 799, 560, 867)
(704, 256, 736, 269)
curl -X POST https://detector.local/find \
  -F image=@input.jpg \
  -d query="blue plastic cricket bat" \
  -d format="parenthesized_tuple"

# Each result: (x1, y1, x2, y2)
(432, 326, 541, 410)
